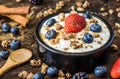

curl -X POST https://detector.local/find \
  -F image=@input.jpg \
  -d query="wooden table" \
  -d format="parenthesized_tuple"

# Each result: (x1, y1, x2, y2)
(0, 0, 120, 79)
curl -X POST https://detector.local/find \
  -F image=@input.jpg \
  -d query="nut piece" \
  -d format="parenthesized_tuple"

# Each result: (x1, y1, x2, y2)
(116, 7, 120, 12)
(55, 1, 65, 11)
(66, 72, 71, 79)
(76, 2, 82, 7)
(30, 59, 42, 67)
(115, 22, 120, 29)
(54, 23, 63, 30)
(118, 12, 120, 18)
(109, 9, 114, 14)
(100, 7, 105, 12)
(58, 70, 65, 77)
(1, 40, 10, 47)
(41, 63, 48, 74)
(16, 0, 22, 2)
(18, 71, 28, 78)
(89, 18, 98, 23)
(101, 12, 108, 17)
(82, 1, 90, 9)
(57, 77, 65, 79)
(58, 13, 65, 21)
(26, 72, 34, 79)
(111, 44, 119, 51)
(36, 12, 43, 19)
(77, 7, 84, 11)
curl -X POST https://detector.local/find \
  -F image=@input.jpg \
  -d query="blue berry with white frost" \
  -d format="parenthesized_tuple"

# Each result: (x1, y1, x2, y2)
(47, 66, 58, 77)
(90, 23, 102, 32)
(10, 40, 21, 50)
(82, 33, 93, 43)
(45, 29, 57, 39)
(2, 23, 11, 33)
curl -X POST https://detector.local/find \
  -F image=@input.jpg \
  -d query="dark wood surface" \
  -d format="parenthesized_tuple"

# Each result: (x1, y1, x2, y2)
(0, 0, 120, 79)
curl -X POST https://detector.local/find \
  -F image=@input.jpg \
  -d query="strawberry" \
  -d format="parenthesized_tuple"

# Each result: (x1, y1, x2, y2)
(64, 14, 86, 33)
(110, 58, 120, 78)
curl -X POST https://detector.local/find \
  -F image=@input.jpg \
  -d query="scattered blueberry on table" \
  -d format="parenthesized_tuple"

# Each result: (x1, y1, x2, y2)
(90, 23, 102, 32)
(47, 66, 58, 77)
(10, 40, 21, 50)
(29, 0, 43, 4)
(83, 12, 92, 19)
(94, 66, 107, 77)
(10, 27, 19, 35)
(2, 23, 11, 33)
(72, 72, 89, 79)
(46, 19, 56, 27)
(45, 29, 57, 39)
(33, 72, 44, 79)
(82, 33, 93, 43)
(0, 50, 10, 59)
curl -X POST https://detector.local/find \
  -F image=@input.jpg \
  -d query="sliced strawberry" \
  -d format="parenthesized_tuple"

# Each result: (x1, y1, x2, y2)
(64, 14, 86, 33)
(110, 58, 120, 78)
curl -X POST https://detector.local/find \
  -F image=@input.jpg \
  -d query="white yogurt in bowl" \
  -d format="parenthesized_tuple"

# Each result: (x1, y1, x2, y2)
(39, 12, 111, 54)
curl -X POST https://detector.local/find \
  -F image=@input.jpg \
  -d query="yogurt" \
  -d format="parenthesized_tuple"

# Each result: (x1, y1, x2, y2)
(40, 12, 110, 53)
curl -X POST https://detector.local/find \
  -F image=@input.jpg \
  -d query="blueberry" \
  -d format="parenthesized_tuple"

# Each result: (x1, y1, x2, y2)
(0, 50, 9, 59)
(94, 66, 107, 77)
(47, 66, 58, 77)
(45, 29, 57, 39)
(10, 40, 21, 50)
(29, 0, 43, 4)
(82, 33, 93, 43)
(33, 72, 44, 79)
(90, 23, 102, 32)
(72, 72, 89, 79)
(46, 19, 56, 27)
(10, 27, 19, 35)
(2, 23, 11, 33)
(83, 12, 92, 19)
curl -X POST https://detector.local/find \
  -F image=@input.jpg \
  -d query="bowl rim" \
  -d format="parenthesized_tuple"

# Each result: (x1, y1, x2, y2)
(35, 11, 114, 56)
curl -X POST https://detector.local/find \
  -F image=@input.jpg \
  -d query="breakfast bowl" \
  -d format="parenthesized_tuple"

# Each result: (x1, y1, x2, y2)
(35, 11, 114, 73)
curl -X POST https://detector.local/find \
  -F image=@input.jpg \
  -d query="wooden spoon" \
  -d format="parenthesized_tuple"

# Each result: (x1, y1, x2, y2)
(0, 48, 32, 77)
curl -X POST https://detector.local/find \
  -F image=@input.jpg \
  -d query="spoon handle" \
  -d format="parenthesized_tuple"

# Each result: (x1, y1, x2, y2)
(0, 59, 15, 77)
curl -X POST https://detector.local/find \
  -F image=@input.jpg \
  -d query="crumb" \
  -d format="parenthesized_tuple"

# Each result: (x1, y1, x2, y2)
(116, 7, 120, 12)
(101, 12, 108, 17)
(58, 13, 65, 21)
(41, 63, 48, 74)
(9, 21, 19, 26)
(44, 25, 50, 30)
(118, 12, 120, 18)
(16, 0, 22, 2)
(58, 70, 65, 77)
(89, 18, 98, 23)
(109, 9, 114, 14)
(115, 22, 120, 29)
(55, 1, 65, 11)
(26, 72, 34, 79)
(64, 48, 69, 50)
(49, 38, 60, 45)
(100, 7, 105, 11)
(82, 1, 90, 9)
(54, 23, 63, 30)
(66, 72, 71, 79)
(30, 59, 42, 67)
(1, 40, 10, 47)
(77, 7, 84, 11)
(70, 41, 82, 49)
(92, 33, 99, 38)
(18, 71, 28, 78)
(111, 44, 119, 51)
(26, 11, 35, 20)
(97, 40, 102, 44)
(76, 2, 82, 7)
(57, 77, 66, 79)
(36, 12, 43, 19)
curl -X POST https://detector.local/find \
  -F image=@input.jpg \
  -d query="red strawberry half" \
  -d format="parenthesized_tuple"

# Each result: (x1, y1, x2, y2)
(110, 58, 120, 78)
(64, 14, 86, 34)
